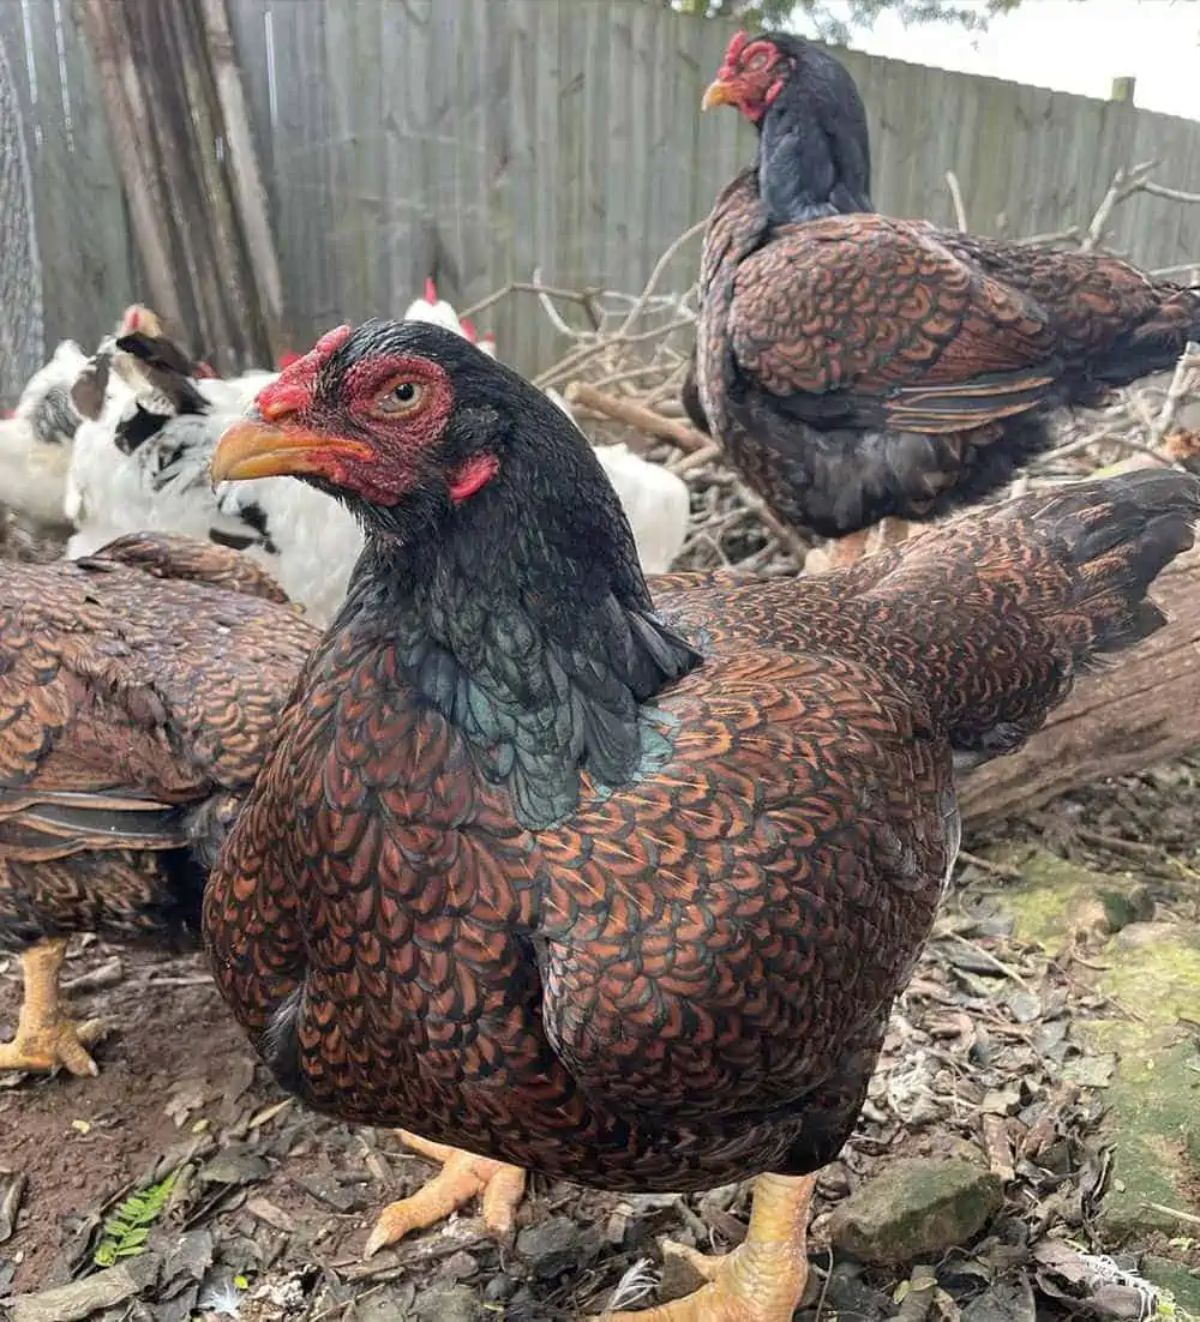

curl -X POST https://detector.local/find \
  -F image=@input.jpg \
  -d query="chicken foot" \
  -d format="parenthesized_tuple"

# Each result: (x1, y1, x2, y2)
(0, 937, 103, 1077)
(363, 1131, 527, 1258)
(600, 1172, 817, 1322)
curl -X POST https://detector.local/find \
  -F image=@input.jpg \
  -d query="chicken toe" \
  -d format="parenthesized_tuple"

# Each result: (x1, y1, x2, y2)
(0, 939, 104, 1077)
(363, 1131, 527, 1258)
(599, 1172, 816, 1322)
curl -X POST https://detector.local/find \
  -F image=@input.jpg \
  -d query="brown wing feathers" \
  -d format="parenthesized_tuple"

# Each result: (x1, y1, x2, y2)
(0, 535, 316, 951)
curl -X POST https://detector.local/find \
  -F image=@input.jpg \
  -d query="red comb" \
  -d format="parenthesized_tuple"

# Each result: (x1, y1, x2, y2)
(720, 29, 750, 76)
(424, 277, 438, 304)
(277, 350, 302, 370)
(256, 323, 351, 418)
(459, 317, 478, 343)
(121, 305, 144, 334)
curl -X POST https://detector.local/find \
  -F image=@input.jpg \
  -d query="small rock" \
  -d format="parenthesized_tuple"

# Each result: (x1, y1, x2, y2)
(439, 1250, 480, 1283)
(828, 1158, 1003, 1264)
(413, 1283, 478, 1322)
(516, 1214, 597, 1280)
(817, 1163, 851, 1198)
(961, 1271, 1035, 1322)
(483, 1274, 517, 1303)
(821, 1260, 895, 1321)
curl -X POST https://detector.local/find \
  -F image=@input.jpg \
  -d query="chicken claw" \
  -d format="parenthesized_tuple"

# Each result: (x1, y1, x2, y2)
(363, 1131, 527, 1258)
(598, 1172, 816, 1322)
(0, 939, 104, 1077)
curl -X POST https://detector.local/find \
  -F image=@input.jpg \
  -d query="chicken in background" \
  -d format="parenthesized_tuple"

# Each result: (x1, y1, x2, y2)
(693, 31, 1200, 565)
(0, 339, 88, 527)
(206, 321, 1199, 1319)
(65, 311, 364, 626)
(543, 386, 690, 574)
(0, 533, 317, 1077)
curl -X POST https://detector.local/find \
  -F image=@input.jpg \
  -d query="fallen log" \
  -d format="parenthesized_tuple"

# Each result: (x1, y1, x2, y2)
(960, 546, 1200, 827)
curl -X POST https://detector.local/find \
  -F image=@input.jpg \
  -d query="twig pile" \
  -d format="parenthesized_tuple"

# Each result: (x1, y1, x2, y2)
(462, 162, 1200, 576)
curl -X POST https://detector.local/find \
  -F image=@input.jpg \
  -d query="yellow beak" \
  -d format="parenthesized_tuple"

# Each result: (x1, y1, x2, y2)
(701, 78, 738, 111)
(210, 418, 373, 483)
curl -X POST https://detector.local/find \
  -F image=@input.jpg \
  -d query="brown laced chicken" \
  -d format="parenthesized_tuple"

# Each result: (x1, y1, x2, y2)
(693, 31, 1200, 564)
(204, 321, 1197, 1322)
(0, 534, 316, 1076)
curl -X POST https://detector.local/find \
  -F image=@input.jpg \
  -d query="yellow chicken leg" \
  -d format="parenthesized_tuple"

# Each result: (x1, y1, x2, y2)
(0, 938, 104, 1077)
(600, 1172, 817, 1322)
(363, 1131, 527, 1258)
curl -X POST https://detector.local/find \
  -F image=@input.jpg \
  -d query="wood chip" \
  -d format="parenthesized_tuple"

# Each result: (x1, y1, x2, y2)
(9, 1258, 157, 1322)
(982, 1115, 1016, 1183)
(248, 1098, 292, 1130)
(246, 1194, 298, 1233)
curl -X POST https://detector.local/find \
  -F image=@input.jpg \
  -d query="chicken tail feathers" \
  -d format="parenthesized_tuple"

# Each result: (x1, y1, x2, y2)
(1083, 287, 1200, 393)
(1039, 467, 1199, 663)
(836, 468, 1200, 766)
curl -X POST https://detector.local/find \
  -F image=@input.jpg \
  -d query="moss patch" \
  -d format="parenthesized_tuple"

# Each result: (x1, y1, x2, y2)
(1100, 924, 1200, 1029)
(1142, 1256, 1200, 1317)
(1075, 924, 1200, 1244)
(980, 844, 1151, 952)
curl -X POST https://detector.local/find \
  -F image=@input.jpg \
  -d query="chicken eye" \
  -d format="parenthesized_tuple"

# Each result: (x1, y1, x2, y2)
(745, 48, 770, 70)
(378, 380, 424, 415)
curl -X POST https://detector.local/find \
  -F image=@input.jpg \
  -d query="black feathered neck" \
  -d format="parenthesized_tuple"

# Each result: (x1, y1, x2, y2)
(334, 362, 702, 830)
(754, 34, 873, 225)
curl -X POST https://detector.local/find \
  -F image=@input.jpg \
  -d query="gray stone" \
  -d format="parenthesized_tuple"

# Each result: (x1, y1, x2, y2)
(413, 1283, 478, 1322)
(828, 1158, 1003, 1264)
(516, 1214, 597, 1280)
(961, 1272, 1035, 1322)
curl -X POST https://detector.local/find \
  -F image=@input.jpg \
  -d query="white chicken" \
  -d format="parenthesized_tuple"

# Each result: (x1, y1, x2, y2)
(404, 277, 463, 333)
(57, 295, 687, 617)
(65, 319, 364, 626)
(0, 340, 88, 525)
(403, 279, 496, 356)
(543, 387, 690, 574)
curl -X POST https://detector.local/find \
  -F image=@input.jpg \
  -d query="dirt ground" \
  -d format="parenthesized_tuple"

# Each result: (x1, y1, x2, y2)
(2, 756, 1198, 1321)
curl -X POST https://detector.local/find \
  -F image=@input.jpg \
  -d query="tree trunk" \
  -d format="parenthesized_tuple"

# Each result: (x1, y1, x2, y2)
(959, 546, 1200, 827)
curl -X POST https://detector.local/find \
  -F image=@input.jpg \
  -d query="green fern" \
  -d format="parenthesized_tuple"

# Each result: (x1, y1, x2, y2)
(93, 1170, 178, 1268)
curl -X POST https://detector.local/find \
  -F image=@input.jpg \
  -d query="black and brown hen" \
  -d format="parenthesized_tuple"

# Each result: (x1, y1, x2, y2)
(204, 321, 1197, 1321)
(0, 533, 316, 1076)
(693, 31, 1200, 559)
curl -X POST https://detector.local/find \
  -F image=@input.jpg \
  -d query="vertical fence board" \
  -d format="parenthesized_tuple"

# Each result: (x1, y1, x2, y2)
(9, 0, 1200, 394)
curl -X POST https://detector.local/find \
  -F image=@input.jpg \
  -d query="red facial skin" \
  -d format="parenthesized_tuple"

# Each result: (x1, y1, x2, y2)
(705, 31, 788, 123)
(213, 329, 499, 508)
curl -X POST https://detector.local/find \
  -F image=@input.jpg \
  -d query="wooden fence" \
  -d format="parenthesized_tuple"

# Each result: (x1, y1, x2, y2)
(3, 0, 1200, 400)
